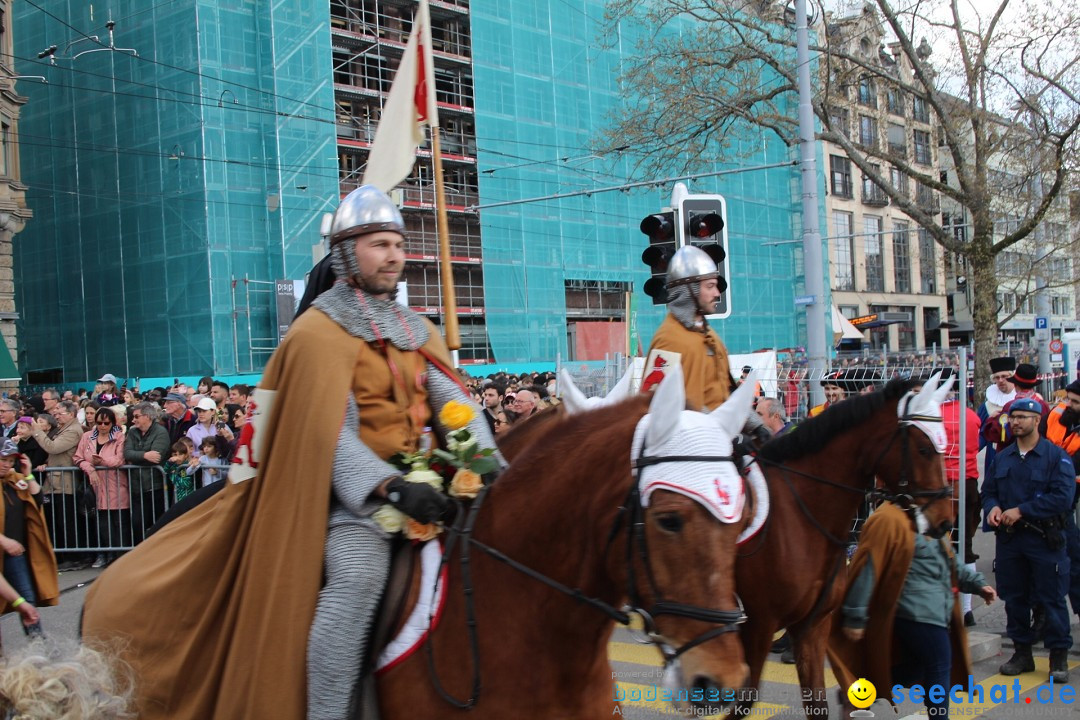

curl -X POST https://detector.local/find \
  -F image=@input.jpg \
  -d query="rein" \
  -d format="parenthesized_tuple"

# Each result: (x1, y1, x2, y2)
(422, 449, 749, 709)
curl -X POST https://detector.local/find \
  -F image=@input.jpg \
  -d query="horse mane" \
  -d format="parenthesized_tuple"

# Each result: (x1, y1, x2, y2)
(758, 377, 917, 463)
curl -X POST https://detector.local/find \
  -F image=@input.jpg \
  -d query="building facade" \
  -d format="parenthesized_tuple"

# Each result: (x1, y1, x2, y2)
(0, 0, 32, 387)
(820, 8, 948, 353)
(14, 1, 339, 384)
(13, 0, 811, 382)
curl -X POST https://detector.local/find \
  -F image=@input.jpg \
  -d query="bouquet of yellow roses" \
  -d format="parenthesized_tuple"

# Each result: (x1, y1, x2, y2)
(372, 400, 497, 540)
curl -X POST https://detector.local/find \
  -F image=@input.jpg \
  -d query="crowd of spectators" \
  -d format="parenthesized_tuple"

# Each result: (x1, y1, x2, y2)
(2, 370, 569, 569)
(1, 375, 252, 570)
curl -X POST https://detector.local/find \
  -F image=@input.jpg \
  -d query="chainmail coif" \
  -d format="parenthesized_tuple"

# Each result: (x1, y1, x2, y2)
(667, 282, 705, 330)
(312, 280, 429, 351)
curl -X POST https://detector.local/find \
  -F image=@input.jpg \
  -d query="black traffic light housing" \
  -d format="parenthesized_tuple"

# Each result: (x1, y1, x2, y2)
(679, 195, 730, 318)
(640, 211, 676, 304)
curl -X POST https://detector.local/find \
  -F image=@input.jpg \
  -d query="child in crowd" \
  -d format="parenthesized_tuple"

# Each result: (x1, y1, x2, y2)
(164, 441, 193, 502)
(186, 436, 230, 489)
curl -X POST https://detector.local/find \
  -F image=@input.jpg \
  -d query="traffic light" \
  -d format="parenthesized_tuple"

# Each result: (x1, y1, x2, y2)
(679, 194, 730, 318)
(640, 210, 676, 304)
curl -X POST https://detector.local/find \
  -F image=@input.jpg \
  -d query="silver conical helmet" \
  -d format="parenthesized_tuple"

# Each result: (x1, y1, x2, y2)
(666, 245, 718, 288)
(329, 185, 404, 244)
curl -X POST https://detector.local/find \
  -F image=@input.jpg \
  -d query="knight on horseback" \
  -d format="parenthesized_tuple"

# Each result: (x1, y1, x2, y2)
(81, 185, 500, 720)
(642, 245, 768, 442)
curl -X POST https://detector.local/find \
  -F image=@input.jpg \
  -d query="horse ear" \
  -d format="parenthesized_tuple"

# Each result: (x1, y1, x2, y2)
(645, 364, 686, 449)
(710, 370, 756, 438)
(558, 368, 590, 416)
(932, 373, 955, 404)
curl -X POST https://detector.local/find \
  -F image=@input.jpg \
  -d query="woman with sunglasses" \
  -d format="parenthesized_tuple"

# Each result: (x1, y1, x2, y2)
(73, 408, 130, 569)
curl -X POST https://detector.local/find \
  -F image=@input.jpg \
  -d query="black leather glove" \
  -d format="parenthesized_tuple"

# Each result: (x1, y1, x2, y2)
(385, 476, 451, 524)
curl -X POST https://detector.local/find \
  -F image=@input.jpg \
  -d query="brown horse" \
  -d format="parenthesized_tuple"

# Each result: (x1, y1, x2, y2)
(733, 374, 955, 717)
(376, 368, 759, 718)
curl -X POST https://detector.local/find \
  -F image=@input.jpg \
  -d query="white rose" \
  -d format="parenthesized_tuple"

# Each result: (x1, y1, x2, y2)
(405, 469, 444, 490)
(372, 505, 406, 534)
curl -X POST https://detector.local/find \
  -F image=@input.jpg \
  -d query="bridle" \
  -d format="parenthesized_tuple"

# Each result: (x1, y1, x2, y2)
(753, 401, 953, 547)
(424, 445, 749, 709)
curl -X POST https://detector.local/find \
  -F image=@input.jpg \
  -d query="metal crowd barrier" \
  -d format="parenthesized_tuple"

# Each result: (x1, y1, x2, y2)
(37, 465, 173, 554)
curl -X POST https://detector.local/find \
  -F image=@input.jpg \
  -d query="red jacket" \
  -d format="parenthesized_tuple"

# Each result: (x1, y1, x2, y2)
(942, 400, 980, 482)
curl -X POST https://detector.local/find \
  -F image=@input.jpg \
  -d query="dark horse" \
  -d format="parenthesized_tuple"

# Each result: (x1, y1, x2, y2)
(375, 368, 759, 718)
(734, 375, 955, 717)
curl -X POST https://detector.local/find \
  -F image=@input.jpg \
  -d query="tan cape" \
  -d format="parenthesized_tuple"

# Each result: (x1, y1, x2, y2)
(645, 313, 733, 410)
(82, 307, 453, 719)
(0, 472, 59, 612)
(827, 502, 972, 696)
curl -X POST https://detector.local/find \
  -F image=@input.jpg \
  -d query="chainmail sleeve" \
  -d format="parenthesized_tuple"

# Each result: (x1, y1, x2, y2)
(426, 364, 506, 467)
(331, 394, 400, 516)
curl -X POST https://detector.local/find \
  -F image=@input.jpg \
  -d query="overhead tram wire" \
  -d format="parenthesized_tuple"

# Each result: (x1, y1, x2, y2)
(20, 0, 929, 164)
(467, 161, 798, 211)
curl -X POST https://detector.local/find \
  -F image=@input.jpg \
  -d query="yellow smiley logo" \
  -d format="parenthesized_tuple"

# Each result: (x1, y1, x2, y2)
(847, 678, 876, 709)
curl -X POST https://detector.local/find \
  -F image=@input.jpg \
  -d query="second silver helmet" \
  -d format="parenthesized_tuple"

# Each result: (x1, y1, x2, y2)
(666, 245, 718, 288)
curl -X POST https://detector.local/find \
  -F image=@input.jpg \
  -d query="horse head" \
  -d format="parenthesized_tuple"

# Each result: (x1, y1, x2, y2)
(877, 372, 956, 537)
(618, 366, 756, 713)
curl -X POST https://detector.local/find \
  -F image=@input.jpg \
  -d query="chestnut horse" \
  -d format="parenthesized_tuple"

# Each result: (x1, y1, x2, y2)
(375, 368, 758, 718)
(733, 375, 955, 717)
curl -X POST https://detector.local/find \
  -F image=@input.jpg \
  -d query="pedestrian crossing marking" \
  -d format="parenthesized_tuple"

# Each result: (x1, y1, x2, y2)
(608, 640, 839, 687)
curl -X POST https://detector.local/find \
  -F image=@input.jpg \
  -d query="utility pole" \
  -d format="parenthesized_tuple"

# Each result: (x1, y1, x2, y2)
(796, 0, 828, 404)
(1033, 172, 1051, 392)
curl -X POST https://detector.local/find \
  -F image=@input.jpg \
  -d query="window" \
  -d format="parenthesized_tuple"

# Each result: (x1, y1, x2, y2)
(830, 155, 853, 198)
(859, 115, 878, 149)
(1048, 256, 1071, 282)
(887, 123, 906, 156)
(1053, 296, 1072, 316)
(897, 305, 916, 350)
(865, 216, 884, 292)
(829, 106, 850, 139)
(0, 118, 7, 176)
(915, 180, 937, 209)
(862, 164, 887, 205)
(887, 87, 905, 116)
(919, 229, 936, 294)
(912, 96, 930, 123)
(833, 211, 854, 291)
(913, 130, 931, 164)
(858, 76, 877, 108)
(890, 166, 909, 197)
(893, 221, 911, 293)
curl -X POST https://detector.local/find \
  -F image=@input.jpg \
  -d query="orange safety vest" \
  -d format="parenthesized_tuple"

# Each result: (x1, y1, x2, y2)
(1046, 403, 1080, 457)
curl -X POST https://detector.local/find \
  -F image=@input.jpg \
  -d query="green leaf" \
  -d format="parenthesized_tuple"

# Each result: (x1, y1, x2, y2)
(469, 457, 498, 475)
(432, 448, 461, 466)
(478, 448, 495, 456)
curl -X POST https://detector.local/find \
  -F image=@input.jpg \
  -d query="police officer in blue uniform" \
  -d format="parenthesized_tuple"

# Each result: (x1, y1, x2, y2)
(984, 397, 1075, 683)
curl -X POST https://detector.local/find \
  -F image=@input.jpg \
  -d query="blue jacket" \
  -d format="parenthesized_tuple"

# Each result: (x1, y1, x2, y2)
(982, 437, 1075, 525)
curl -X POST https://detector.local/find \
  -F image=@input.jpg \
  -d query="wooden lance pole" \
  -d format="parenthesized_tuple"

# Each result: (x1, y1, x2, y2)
(430, 130, 460, 350)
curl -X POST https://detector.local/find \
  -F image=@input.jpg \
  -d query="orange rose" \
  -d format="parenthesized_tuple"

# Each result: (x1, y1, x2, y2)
(449, 468, 483, 499)
(405, 519, 441, 542)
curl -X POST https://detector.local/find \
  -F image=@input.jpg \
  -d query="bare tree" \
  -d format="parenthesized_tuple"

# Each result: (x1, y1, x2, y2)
(601, 0, 1080, 396)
